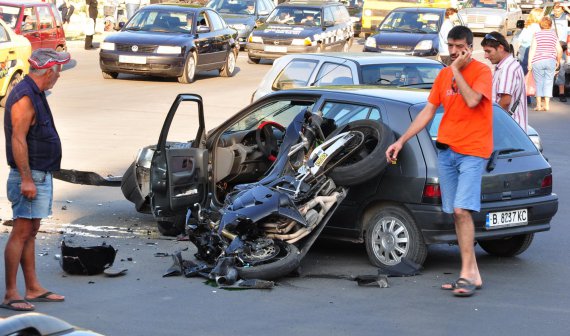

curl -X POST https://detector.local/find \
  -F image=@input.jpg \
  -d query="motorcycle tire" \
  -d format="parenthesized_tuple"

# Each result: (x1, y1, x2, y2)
(325, 120, 394, 186)
(236, 241, 300, 280)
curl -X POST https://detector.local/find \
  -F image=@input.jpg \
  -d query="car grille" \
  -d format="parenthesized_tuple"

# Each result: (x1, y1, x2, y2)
(465, 15, 486, 24)
(116, 43, 158, 53)
(262, 38, 292, 46)
(379, 44, 413, 52)
(102, 60, 171, 71)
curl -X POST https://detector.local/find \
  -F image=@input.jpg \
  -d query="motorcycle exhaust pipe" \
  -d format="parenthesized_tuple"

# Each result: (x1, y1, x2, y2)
(215, 267, 238, 286)
(221, 229, 237, 240)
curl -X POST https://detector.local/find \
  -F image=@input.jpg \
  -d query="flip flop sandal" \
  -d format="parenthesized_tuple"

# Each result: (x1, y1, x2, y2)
(452, 278, 477, 297)
(441, 279, 483, 290)
(0, 299, 35, 311)
(25, 291, 65, 302)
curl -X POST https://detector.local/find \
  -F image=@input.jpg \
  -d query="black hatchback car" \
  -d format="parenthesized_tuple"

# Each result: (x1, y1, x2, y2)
(116, 87, 557, 269)
(363, 7, 464, 59)
(99, 4, 239, 83)
(246, 0, 354, 63)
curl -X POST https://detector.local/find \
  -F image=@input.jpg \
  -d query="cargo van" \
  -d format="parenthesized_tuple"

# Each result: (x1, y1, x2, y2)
(0, 0, 67, 51)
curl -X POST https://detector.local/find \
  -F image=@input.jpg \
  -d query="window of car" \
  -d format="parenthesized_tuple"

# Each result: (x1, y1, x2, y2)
(361, 63, 443, 86)
(0, 25, 8, 42)
(225, 99, 316, 133)
(272, 59, 319, 90)
(208, 0, 255, 15)
(380, 11, 440, 33)
(0, 5, 22, 30)
(333, 5, 349, 23)
(207, 10, 225, 30)
(22, 7, 38, 32)
(464, 0, 507, 10)
(258, 0, 270, 14)
(37, 6, 54, 30)
(321, 101, 381, 128)
(197, 11, 211, 30)
(314, 62, 354, 86)
(427, 105, 538, 154)
(323, 7, 334, 25)
(126, 10, 190, 33)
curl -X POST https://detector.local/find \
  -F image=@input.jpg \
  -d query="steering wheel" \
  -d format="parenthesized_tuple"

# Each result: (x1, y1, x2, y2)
(255, 121, 286, 161)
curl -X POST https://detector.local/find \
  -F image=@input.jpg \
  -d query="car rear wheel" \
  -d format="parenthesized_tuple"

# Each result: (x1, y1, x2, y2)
(478, 233, 534, 257)
(178, 52, 197, 84)
(102, 71, 119, 79)
(220, 49, 237, 77)
(365, 206, 427, 268)
(248, 54, 261, 64)
(1, 72, 22, 107)
(157, 215, 186, 237)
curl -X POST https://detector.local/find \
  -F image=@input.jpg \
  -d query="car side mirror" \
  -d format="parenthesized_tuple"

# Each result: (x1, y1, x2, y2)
(197, 26, 210, 33)
(516, 19, 524, 29)
(119, 22, 126, 29)
(323, 20, 334, 28)
(257, 17, 267, 24)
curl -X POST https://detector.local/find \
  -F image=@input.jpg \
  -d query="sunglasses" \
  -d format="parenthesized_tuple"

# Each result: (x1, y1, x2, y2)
(484, 33, 499, 42)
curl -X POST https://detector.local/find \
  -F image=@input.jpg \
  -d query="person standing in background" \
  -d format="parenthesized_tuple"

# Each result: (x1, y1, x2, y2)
(517, 8, 543, 75)
(85, 0, 98, 50)
(439, 8, 458, 65)
(552, 2, 570, 102)
(58, 0, 75, 25)
(125, 0, 141, 20)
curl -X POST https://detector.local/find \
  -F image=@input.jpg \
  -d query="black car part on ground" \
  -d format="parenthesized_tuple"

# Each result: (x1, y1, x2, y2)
(60, 241, 117, 275)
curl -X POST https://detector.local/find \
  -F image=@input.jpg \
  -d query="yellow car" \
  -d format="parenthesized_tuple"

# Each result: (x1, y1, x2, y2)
(0, 18, 31, 106)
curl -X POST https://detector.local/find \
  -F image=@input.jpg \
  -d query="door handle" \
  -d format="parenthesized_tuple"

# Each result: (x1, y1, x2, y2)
(9, 50, 15, 54)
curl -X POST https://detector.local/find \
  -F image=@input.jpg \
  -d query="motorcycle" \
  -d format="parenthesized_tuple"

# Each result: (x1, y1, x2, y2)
(185, 107, 394, 283)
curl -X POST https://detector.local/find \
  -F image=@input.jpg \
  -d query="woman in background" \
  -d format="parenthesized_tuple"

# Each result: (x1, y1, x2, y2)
(517, 7, 543, 75)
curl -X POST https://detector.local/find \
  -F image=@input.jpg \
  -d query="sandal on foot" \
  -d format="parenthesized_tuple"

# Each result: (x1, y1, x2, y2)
(0, 299, 35, 311)
(25, 291, 64, 302)
(441, 279, 483, 290)
(452, 278, 478, 297)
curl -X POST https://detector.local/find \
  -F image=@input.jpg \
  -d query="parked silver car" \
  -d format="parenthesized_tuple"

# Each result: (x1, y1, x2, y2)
(459, 0, 523, 35)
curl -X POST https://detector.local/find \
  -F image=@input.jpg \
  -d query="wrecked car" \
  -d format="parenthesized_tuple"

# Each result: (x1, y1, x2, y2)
(59, 87, 558, 270)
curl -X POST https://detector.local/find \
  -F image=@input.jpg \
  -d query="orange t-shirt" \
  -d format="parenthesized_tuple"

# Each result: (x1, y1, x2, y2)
(428, 60, 493, 159)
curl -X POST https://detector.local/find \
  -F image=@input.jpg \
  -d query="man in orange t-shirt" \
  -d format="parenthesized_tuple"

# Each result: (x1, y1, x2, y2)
(386, 26, 492, 298)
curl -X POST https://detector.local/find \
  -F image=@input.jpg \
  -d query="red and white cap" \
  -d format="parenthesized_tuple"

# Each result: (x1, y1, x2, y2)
(28, 48, 71, 69)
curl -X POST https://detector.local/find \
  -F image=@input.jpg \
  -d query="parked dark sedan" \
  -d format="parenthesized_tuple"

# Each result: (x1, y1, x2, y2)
(111, 87, 557, 268)
(364, 7, 464, 59)
(99, 4, 239, 83)
(207, 0, 275, 49)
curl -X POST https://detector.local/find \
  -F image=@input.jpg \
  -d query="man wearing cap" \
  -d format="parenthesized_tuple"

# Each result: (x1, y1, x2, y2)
(1, 48, 70, 312)
(481, 31, 527, 132)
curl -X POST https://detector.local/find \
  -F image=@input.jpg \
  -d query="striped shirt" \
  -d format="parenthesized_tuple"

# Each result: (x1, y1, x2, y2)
(493, 55, 527, 132)
(532, 30, 559, 64)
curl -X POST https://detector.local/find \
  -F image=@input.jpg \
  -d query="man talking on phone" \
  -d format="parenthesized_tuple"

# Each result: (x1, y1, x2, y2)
(385, 26, 492, 297)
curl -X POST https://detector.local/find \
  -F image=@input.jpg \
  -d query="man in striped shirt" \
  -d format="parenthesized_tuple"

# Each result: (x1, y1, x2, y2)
(482, 31, 528, 132)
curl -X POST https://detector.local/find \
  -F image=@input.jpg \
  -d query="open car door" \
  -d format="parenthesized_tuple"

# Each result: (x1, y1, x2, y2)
(150, 94, 209, 219)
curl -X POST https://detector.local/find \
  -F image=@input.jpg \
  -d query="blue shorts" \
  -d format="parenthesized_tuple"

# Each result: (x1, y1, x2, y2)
(437, 149, 486, 214)
(7, 169, 53, 219)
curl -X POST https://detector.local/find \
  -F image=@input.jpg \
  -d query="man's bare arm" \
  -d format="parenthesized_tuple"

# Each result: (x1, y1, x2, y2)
(11, 96, 37, 198)
(450, 60, 482, 108)
(498, 94, 512, 111)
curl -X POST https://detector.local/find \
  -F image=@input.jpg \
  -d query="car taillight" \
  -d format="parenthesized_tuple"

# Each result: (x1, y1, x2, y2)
(541, 174, 552, 188)
(422, 183, 442, 204)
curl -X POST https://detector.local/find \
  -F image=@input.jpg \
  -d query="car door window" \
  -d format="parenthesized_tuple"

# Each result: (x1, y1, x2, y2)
(207, 10, 225, 30)
(197, 11, 211, 31)
(360, 63, 443, 86)
(37, 6, 54, 30)
(272, 59, 319, 90)
(0, 25, 8, 42)
(22, 7, 38, 32)
(321, 101, 381, 128)
(258, 0, 268, 14)
(323, 7, 334, 25)
(0, 5, 22, 30)
(225, 99, 316, 133)
(314, 62, 353, 86)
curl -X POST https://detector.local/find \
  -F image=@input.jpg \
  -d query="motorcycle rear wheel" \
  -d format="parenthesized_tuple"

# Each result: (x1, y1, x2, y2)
(325, 120, 394, 186)
(236, 241, 300, 280)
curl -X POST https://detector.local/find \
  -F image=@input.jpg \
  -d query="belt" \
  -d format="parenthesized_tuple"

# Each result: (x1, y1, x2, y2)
(435, 141, 449, 150)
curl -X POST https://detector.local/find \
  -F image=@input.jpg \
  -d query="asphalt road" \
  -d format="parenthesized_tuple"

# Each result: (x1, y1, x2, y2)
(0, 37, 569, 335)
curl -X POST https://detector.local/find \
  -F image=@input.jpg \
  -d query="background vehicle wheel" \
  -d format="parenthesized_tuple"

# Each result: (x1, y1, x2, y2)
(365, 206, 427, 268)
(102, 71, 118, 79)
(478, 234, 534, 257)
(325, 120, 395, 186)
(236, 241, 300, 280)
(157, 215, 186, 237)
(178, 52, 196, 84)
(220, 49, 237, 77)
(248, 55, 261, 64)
(0, 72, 22, 107)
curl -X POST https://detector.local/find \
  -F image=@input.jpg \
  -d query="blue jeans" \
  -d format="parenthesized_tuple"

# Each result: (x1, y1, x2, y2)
(532, 59, 557, 97)
(7, 169, 53, 219)
(437, 149, 486, 214)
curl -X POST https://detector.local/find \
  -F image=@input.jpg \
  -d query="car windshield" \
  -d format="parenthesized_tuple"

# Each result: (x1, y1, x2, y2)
(266, 7, 321, 26)
(361, 63, 444, 86)
(225, 100, 315, 133)
(207, 0, 255, 15)
(463, 0, 507, 10)
(124, 10, 193, 33)
(0, 5, 22, 30)
(379, 11, 442, 33)
(425, 105, 538, 154)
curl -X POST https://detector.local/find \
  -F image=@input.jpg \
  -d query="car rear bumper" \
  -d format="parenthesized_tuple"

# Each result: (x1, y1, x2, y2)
(246, 43, 319, 59)
(408, 194, 558, 244)
(99, 51, 186, 77)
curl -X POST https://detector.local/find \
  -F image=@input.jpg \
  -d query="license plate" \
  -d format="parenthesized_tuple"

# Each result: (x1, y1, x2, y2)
(118, 55, 147, 64)
(485, 209, 528, 229)
(264, 45, 287, 53)
(521, 4, 533, 8)
(315, 153, 328, 167)
(468, 23, 485, 29)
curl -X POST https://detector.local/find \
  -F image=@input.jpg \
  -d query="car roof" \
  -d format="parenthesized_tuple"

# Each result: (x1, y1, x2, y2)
(0, 0, 50, 6)
(282, 86, 430, 105)
(143, 4, 206, 12)
(277, 0, 342, 8)
(390, 7, 447, 13)
(279, 52, 444, 66)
